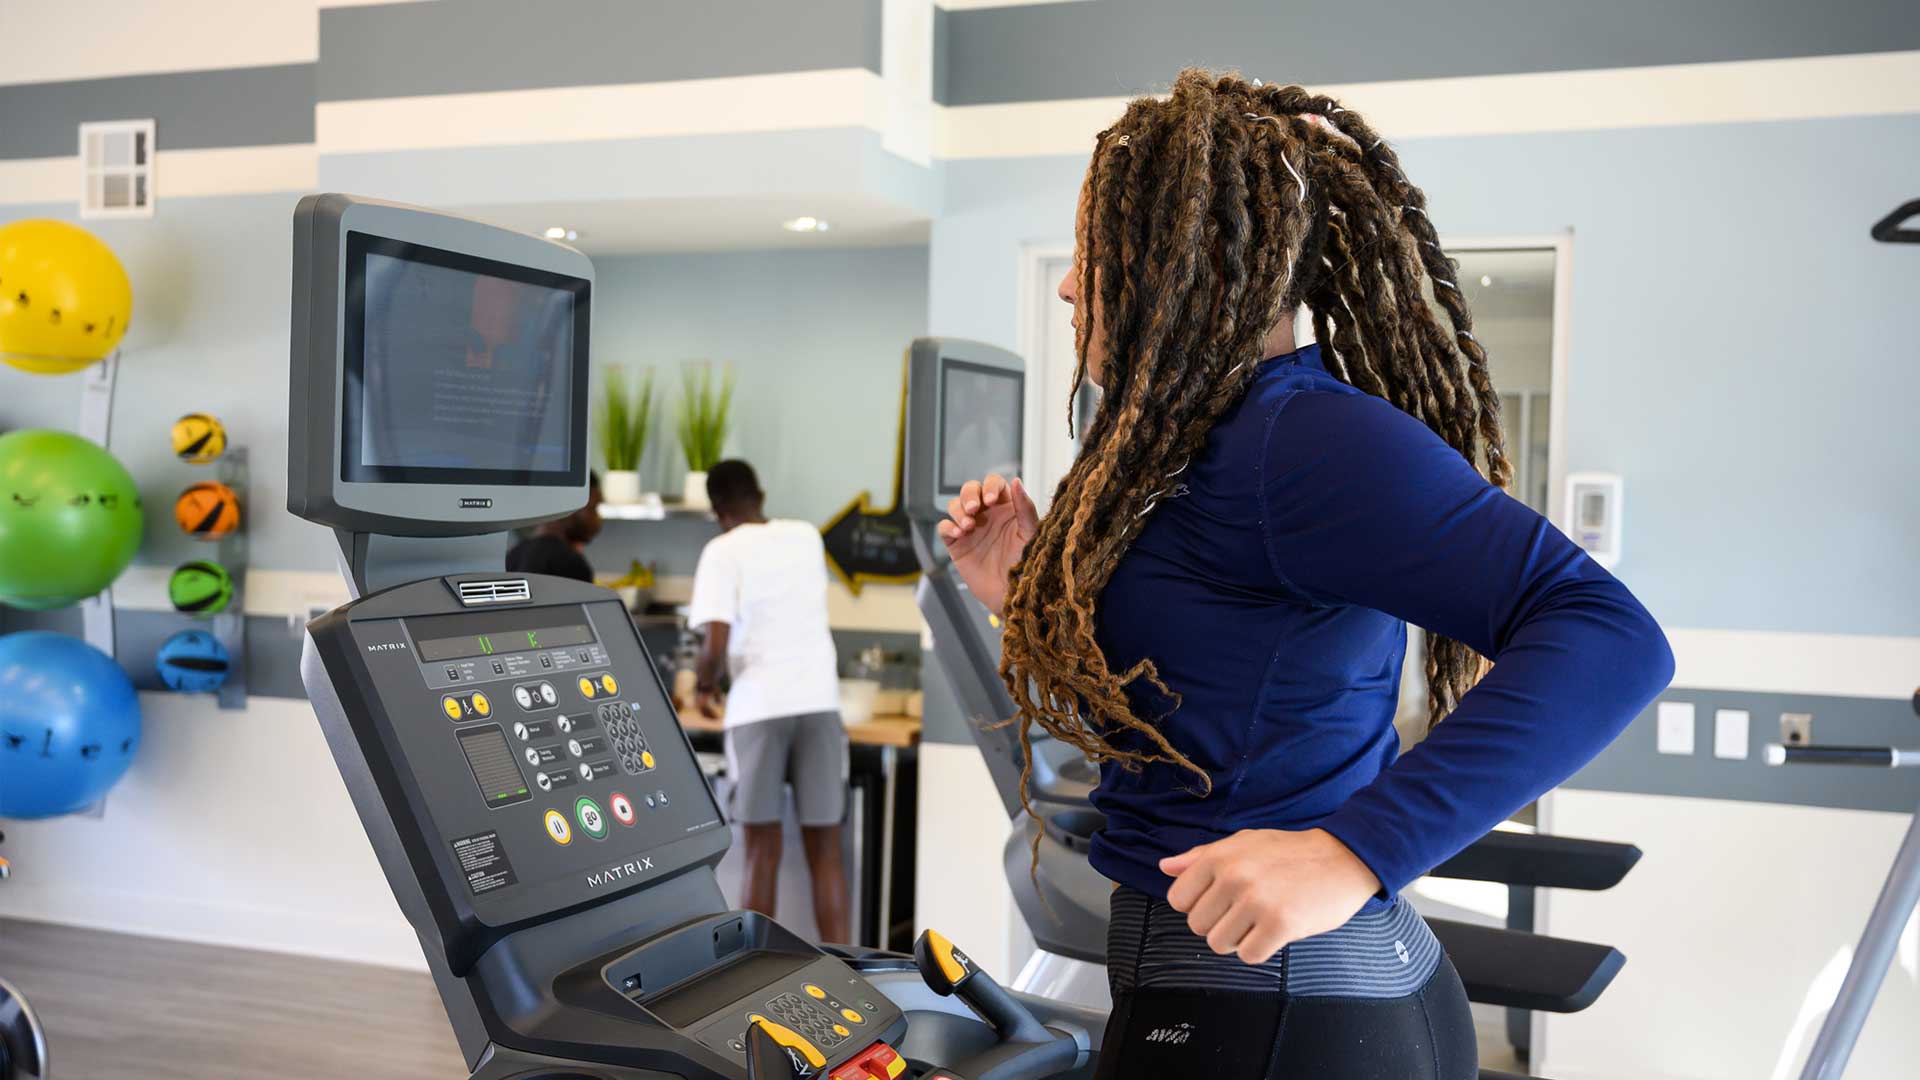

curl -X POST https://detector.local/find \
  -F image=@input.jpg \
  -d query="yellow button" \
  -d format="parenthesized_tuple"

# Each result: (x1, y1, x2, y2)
(841, 1008, 863, 1025)
(601, 674, 618, 695)
(471, 692, 490, 716)
(833, 1024, 849, 1037)
(805, 984, 826, 999)
(578, 676, 596, 699)
(443, 697, 462, 720)
(641, 750, 656, 770)
(544, 810, 572, 845)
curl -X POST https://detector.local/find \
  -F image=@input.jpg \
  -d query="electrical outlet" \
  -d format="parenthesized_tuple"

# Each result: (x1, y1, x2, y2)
(1781, 712, 1813, 746)
(1657, 701, 1696, 755)
(1714, 709, 1751, 760)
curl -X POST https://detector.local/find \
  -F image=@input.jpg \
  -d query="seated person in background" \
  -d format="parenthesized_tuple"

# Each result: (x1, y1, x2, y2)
(506, 473, 603, 582)
(688, 460, 850, 944)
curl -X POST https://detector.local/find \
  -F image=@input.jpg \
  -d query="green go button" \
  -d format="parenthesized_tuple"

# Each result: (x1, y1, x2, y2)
(575, 797, 608, 840)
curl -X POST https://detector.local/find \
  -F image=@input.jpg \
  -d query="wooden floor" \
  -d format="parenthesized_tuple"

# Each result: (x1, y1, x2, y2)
(1, 918, 1527, 1078)
(0, 919, 464, 1079)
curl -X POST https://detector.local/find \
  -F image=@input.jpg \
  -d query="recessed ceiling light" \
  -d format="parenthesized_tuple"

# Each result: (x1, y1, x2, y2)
(782, 216, 830, 233)
(544, 226, 578, 241)
(1479, 274, 1494, 287)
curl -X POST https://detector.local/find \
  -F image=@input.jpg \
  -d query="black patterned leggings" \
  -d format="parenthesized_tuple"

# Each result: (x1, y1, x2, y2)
(1093, 886, 1478, 1080)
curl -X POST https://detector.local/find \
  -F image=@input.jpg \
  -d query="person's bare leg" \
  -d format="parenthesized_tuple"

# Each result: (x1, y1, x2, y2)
(800, 825, 850, 945)
(742, 823, 783, 919)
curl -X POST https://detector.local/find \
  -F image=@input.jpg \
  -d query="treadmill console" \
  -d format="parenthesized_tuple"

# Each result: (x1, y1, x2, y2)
(315, 581, 724, 924)
(304, 572, 911, 1076)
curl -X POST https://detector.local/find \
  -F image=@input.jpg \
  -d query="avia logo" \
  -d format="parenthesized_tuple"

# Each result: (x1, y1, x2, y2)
(459, 497, 493, 509)
(586, 856, 655, 888)
(365, 642, 409, 652)
(1143, 1023, 1194, 1045)
(1394, 939, 1411, 965)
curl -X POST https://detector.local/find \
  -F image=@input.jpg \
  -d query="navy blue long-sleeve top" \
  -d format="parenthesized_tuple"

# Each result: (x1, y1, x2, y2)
(1088, 343, 1674, 908)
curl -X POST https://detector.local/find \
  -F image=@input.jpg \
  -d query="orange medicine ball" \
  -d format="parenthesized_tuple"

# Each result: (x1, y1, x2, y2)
(174, 481, 240, 540)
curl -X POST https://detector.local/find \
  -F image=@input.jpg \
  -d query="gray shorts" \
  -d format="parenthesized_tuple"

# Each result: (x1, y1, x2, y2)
(723, 711, 849, 826)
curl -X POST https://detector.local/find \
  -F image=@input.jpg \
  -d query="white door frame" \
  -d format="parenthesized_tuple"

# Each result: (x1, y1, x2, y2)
(1440, 232, 1576, 529)
(1015, 240, 1077, 504)
(1016, 231, 1575, 526)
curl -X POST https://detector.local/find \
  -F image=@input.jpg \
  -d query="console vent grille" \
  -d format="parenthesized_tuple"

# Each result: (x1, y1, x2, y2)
(455, 579, 531, 607)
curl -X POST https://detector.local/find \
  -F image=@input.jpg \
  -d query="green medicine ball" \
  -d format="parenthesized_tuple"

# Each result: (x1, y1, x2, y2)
(168, 560, 233, 616)
(0, 429, 143, 610)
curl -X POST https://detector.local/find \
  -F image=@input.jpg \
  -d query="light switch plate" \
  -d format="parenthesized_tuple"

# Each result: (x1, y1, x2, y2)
(1714, 709, 1751, 760)
(1657, 701, 1696, 755)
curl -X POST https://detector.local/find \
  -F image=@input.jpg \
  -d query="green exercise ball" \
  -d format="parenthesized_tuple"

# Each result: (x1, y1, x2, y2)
(0, 429, 143, 609)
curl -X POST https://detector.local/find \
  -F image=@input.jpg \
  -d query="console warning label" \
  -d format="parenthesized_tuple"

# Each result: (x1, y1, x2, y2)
(452, 830, 519, 895)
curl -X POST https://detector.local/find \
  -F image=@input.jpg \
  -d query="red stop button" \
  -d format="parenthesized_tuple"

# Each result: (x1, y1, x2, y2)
(609, 792, 636, 826)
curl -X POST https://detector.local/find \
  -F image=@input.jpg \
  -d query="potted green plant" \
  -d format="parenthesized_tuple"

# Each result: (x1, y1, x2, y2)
(675, 362, 734, 510)
(596, 365, 655, 504)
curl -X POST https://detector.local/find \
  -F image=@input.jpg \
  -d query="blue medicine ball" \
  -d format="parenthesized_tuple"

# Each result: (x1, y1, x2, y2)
(0, 631, 142, 819)
(155, 629, 230, 693)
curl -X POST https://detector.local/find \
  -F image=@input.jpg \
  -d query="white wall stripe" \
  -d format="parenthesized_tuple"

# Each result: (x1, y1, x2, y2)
(157, 144, 318, 198)
(0, 145, 318, 206)
(936, 50, 1920, 159)
(0, 0, 318, 88)
(110, 565, 926, 634)
(0, 155, 75, 205)
(316, 69, 893, 156)
(1664, 628, 1920, 702)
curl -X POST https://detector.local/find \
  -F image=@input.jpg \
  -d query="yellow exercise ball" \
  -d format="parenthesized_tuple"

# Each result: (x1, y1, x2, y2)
(0, 219, 134, 375)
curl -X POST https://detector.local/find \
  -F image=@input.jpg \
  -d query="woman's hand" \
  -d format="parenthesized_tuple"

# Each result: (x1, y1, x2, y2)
(937, 473, 1040, 614)
(1161, 828, 1382, 965)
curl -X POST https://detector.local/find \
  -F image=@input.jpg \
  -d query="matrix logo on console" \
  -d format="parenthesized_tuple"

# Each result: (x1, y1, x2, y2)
(587, 856, 654, 889)
(365, 642, 409, 653)
(460, 497, 493, 509)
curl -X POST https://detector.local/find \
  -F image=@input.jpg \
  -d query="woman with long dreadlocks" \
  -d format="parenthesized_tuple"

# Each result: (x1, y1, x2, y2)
(939, 70, 1674, 1078)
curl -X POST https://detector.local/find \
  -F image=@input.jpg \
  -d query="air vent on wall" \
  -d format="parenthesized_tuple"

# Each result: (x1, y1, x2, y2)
(455, 579, 532, 607)
(78, 119, 155, 220)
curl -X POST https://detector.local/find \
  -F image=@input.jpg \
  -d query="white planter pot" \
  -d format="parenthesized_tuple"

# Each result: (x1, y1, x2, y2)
(601, 470, 642, 504)
(682, 470, 710, 510)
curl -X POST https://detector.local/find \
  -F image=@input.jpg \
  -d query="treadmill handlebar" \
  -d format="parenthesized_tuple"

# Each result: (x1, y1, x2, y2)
(1429, 830, 1642, 891)
(1765, 745, 1920, 768)
(913, 929, 1053, 1046)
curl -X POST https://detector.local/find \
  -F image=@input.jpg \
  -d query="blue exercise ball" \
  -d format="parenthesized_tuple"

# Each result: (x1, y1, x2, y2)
(0, 631, 142, 819)
(155, 629, 229, 693)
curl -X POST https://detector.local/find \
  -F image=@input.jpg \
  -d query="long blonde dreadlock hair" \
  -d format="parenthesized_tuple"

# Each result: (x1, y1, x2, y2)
(998, 69, 1509, 815)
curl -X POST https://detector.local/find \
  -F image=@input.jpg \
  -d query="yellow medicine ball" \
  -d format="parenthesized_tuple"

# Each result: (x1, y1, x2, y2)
(0, 219, 134, 374)
(171, 413, 227, 463)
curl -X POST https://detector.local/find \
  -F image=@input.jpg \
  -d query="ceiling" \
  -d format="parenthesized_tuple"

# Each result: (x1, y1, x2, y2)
(460, 194, 932, 255)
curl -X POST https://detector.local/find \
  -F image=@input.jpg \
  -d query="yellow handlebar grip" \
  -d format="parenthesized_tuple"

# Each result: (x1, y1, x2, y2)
(748, 1015, 826, 1069)
(924, 928, 971, 986)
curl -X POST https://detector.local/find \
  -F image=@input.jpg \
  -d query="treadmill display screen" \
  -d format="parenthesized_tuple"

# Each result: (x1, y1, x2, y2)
(415, 621, 595, 663)
(939, 361, 1023, 493)
(341, 232, 589, 486)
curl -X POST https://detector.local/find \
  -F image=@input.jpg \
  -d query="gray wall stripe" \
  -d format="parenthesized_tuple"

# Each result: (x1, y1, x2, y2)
(937, 0, 1920, 106)
(0, 64, 314, 162)
(318, 0, 881, 103)
(1567, 689, 1920, 815)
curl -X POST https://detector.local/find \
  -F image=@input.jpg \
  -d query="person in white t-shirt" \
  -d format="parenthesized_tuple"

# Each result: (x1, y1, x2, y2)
(687, 459, 849, 943)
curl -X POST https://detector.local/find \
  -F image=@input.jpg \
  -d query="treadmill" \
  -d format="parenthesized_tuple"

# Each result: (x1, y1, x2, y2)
(901, 337, 1640, 1079)
(288, 195, 1103, 1080)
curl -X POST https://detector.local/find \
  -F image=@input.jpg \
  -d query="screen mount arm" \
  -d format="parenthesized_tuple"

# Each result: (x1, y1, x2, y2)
(333, 529, 511, 599)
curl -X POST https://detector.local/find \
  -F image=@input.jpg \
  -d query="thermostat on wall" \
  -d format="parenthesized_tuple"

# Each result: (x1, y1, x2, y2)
(1564, 472, 1622, 568)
